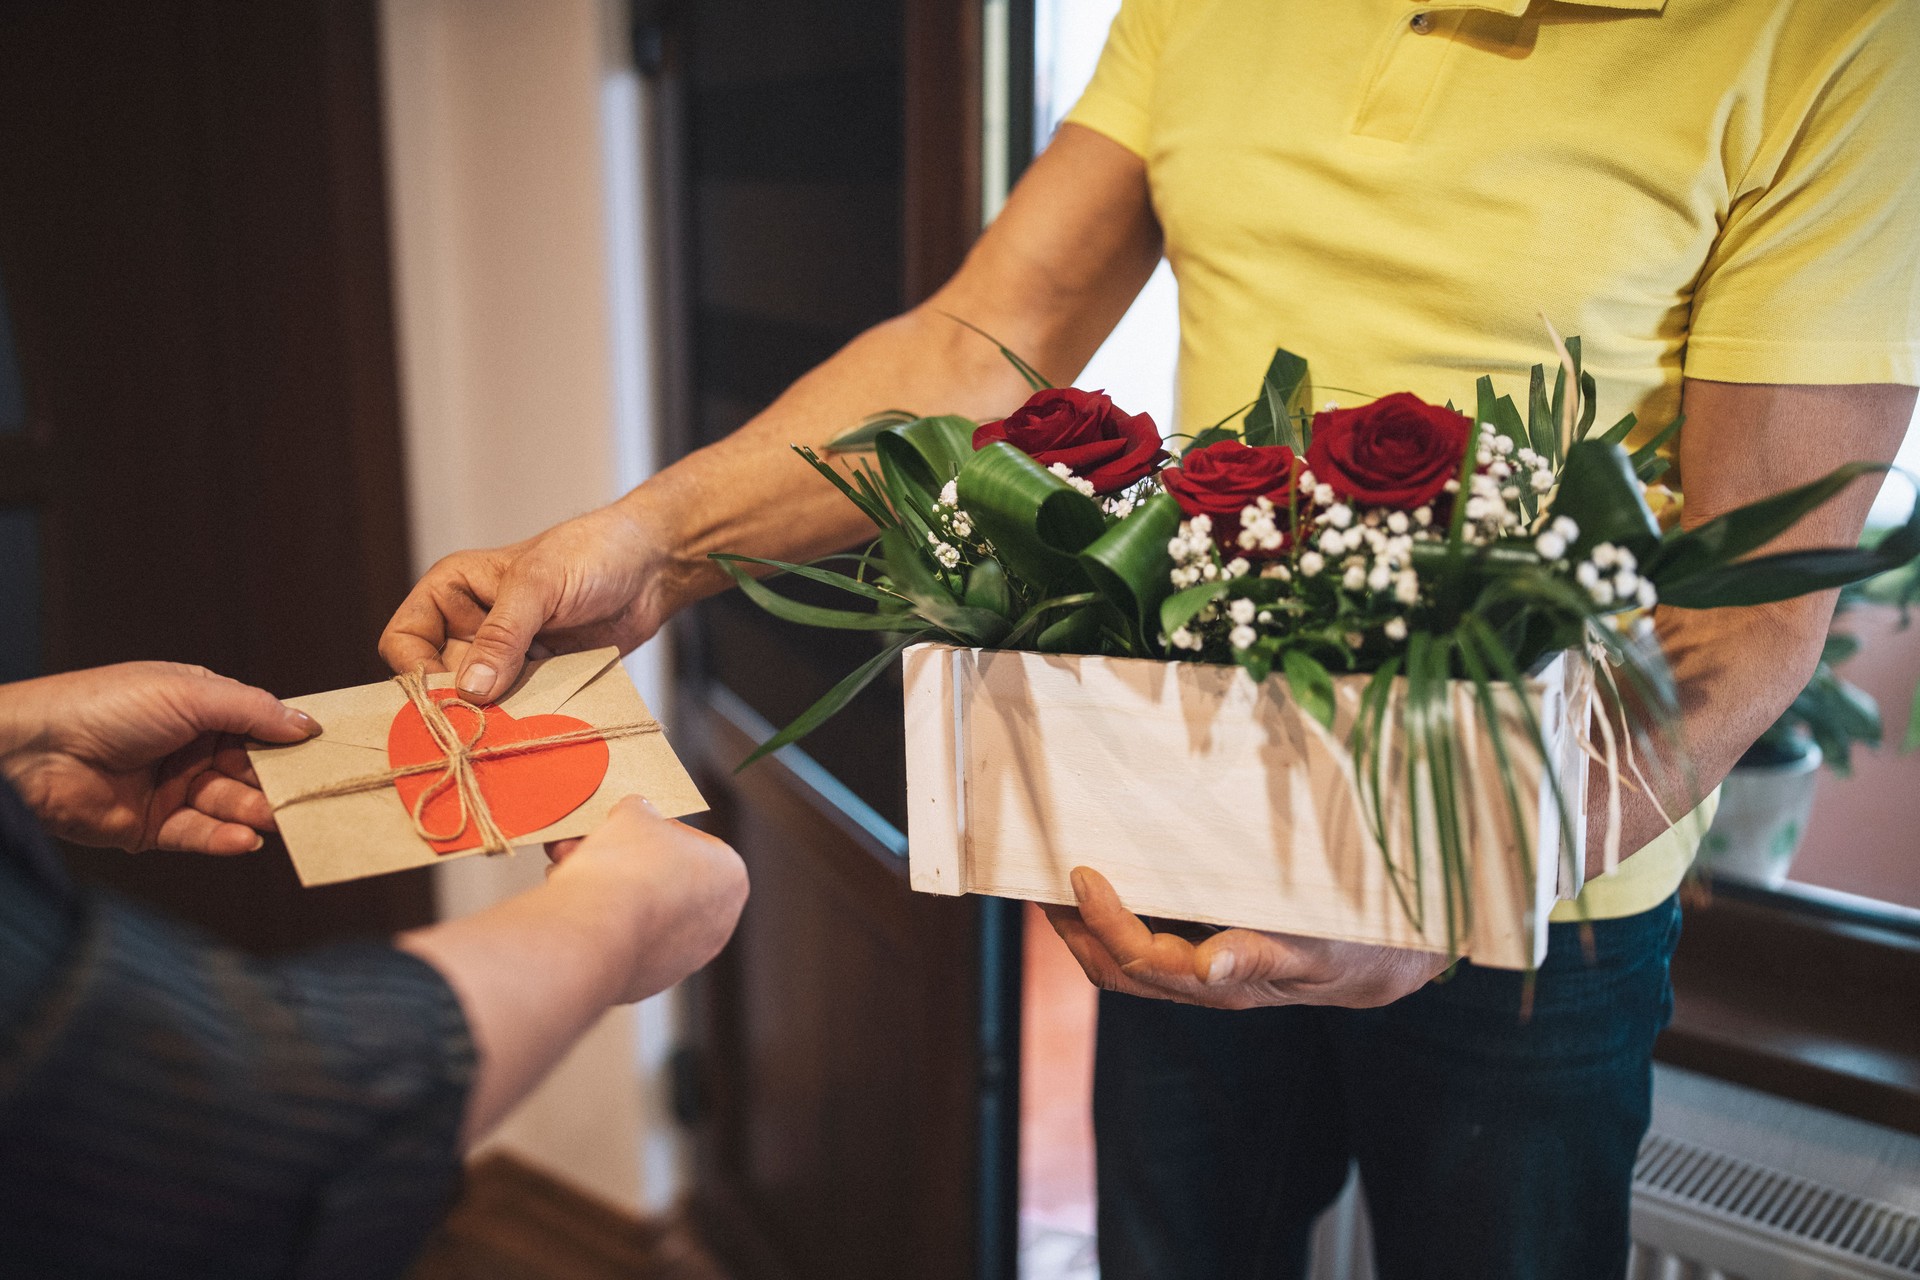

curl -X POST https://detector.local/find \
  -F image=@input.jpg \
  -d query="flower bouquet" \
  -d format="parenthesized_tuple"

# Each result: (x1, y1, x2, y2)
(717, 329, 1918, 968)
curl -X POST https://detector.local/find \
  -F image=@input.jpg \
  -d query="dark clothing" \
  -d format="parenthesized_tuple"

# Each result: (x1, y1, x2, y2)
(0, 780, 475, 1279)
(1095, 896, 1682, 1280)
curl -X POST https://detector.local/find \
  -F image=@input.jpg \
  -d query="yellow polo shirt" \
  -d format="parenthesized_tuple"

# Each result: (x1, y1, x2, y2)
(1065, 0, 1920, 920)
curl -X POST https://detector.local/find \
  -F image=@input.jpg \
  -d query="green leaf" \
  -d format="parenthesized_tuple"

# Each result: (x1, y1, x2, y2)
(1577, 371, 1599, 441)
(827, 409, 921, 453)
(1650, 461, 1911, 595)
(1184, 426, 1240, 452)
(956, 442, 1106, 590)
(963, 559, 1013, 615)
(1904, 681, 1920, 753)
(875, 415, 978, 507)
(738, 631, 930, 769)
(1545, 441, 1662, 560)
(710, 553, 904, 606)
(941, 312, 1052, 391)
(1527, 363, 1557, 468)
(1035, 605, 1103, 653)
(878, 528, 1011, 645)
(1282, 649, 1336, 730)
(1003, 592, 1100, 648)
(1079, 492, 1184, 650)
(1160, 580, 1232, 638)
(794, 445, 897, 531)
(1596, 412, 1638, 447)
(1628, 414, 1684, 483)
(716, 557, 922, 631)
(1242, 348, 1312, 453)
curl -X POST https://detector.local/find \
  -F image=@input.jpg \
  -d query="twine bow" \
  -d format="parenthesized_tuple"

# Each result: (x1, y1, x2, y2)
(272, 668, 661, 855)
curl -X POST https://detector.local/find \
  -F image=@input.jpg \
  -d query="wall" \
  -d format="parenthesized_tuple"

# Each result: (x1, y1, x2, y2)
(378, 0, 680, 1212)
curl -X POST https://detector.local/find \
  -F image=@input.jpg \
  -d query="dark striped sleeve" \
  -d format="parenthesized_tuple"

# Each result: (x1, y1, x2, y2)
(0, 804, 475, 1280)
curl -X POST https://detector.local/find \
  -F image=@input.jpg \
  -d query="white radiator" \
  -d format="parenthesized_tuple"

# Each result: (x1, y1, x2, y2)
(1306, 1065, 1920, 1280)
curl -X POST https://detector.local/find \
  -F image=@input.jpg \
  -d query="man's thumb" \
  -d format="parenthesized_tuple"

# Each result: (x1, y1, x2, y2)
(455, 580, 553, 703)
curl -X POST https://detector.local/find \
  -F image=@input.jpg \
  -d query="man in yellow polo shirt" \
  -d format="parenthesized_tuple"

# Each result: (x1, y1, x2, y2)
(383, 1, 1919, 1275)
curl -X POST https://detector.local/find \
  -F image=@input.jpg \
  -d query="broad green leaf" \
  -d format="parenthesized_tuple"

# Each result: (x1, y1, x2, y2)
(1160, 580, 1232, 638)
(1545, 441, 1662, 560)
(1242, 348, 1312, 453)
(717, 557, 921, 631)
(1597, 412, 1639, 447)
(1079, 492, 1184, 649)
(956, 442, 1106, 590)
(876, 415, 978, 506)
(1003, 592, 1100, 648)
(1282, 649, 1336, 730)
(738, 631, 930, 769)
(963, 559, 1013, 615)
(1184, 426, 1240, 452)
(1036, 605, 1103, 653)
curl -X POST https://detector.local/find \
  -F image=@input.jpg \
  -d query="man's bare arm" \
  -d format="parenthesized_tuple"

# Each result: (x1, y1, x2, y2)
(1588, 379, 1916, 877)
(381, 125, 1162, 700)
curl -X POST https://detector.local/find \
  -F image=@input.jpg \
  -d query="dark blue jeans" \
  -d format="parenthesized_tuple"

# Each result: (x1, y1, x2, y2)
(1093, 896, 1681, 1280)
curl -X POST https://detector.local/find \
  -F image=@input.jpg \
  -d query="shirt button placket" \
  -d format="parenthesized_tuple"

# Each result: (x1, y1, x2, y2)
(1352, 7, 1457, 142)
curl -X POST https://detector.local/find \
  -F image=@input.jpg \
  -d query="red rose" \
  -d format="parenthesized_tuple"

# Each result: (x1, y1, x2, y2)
(1305, 392, 1471, 511)
(1160, 439, 1301, 552)
(973, 387, 1167, 494)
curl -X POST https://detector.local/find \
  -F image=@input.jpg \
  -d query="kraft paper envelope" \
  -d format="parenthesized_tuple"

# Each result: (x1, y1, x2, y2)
(249, 647, 706, 886)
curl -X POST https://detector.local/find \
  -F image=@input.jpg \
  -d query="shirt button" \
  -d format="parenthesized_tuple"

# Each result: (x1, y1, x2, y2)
(1410, 11, 1433, 31)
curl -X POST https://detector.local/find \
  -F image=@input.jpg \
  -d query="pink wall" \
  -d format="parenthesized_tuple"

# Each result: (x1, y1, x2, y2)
(1790, 606, 1920, 909)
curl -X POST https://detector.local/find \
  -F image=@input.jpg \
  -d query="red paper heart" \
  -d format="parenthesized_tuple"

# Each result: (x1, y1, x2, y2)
(387, 689, 610, 854)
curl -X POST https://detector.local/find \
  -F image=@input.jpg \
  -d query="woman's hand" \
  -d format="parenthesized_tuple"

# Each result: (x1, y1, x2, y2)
(0, 662, 320, 854)
(1042, 867, 1452, 1010)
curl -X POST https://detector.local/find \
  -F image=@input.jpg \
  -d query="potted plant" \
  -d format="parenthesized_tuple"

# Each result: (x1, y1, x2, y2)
(1699, 559, 1919, 886)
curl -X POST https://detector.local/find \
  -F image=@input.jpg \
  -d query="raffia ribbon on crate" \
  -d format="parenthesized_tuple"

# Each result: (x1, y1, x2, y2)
(272, 668, 662, 855)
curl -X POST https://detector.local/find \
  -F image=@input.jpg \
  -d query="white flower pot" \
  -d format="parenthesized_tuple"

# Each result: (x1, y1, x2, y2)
(1696, 747, 1824, 888)
(901, 643, 1591, 971)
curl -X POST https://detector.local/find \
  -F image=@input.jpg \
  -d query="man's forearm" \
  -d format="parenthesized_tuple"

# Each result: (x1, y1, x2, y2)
(614, 305, 1043, 620)
(1586, 594, 1833, 877)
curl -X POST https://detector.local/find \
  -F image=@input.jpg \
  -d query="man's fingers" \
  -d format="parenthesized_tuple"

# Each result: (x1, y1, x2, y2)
(154, 808, 264, 856)
(1068, 867, 1160, 967)
(1192, 929, 1318, 988)
(1041, 904, 1155, 998)
(172, 672, 321, 745)
(186, 771, 276, 831)
(454, 567, 561, 704)
(379, 565, 494, 678)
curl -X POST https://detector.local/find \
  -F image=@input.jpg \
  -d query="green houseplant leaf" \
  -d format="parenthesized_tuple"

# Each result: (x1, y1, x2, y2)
(1242, 348, 1312, 453)
(956, 441, 1106, 590)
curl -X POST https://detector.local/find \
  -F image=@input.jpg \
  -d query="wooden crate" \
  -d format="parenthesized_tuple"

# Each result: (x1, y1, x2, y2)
(903, 642, 1589, 970)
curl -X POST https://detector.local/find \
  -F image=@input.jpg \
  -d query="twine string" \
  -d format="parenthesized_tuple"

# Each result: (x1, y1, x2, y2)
(272, 668, 661, 855)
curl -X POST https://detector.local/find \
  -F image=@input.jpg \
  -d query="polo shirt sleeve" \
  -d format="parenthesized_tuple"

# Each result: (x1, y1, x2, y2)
(1059, 0, 1180, 159)
(1684, 5, 1920, 387)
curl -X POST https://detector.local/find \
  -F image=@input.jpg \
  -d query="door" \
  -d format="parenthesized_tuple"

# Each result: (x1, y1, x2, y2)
(0, 0, 432, 951)
(645, 1, 1029, 1276)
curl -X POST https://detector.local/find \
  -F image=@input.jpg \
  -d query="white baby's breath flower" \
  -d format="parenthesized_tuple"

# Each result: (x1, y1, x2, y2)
(1575, 561, 1600, 589)
(1637, 580, 1658, 608)
(1613, 546, 1637, 573)
(1323, 400, 1340, 412)
(933, 541, 962, 569)
(1529, 470, 1554, 493)
(1342, 564, 1368, 592)
(1534, 530, 1567, 561)
(1190, 513, 1213, 536)
(1230, 624, 1257, 650)
(1394, 570, 1421, 606)
(1169, 626, 1197, 650)
(938, 480, 958, 508)
(1413, 506, 1434, 528)
(1168, 536, 1190, 560)
(1589, 579, 1616, 607)
(1386, 511, 1409, 535)
(1228, 598, 1257, 625)
(1225, 557, 1252, 579)
(1551, 516, 1579, 542)
(1326, 503, 1353, 529)
(1263, 563, 1292, 581)
(1383, 617, 1408, 641)
(1299, 551, 1325, 577)
(951, 512, 973, 538)
(1318, 529, 1346, 556)
(1592, 543, 1619, 569)
(1313, 483, 1336, 506)
(1367, 564, 1393, 593)
(1614, 570, 1640, 599)
(1443, 478, 1461, 494)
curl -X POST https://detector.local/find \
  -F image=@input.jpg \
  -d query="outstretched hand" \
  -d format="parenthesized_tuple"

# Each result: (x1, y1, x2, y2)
(0, 662, 320, 855)
(379, 504, 667, 705)
(1041, 867, 1453, 1010)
